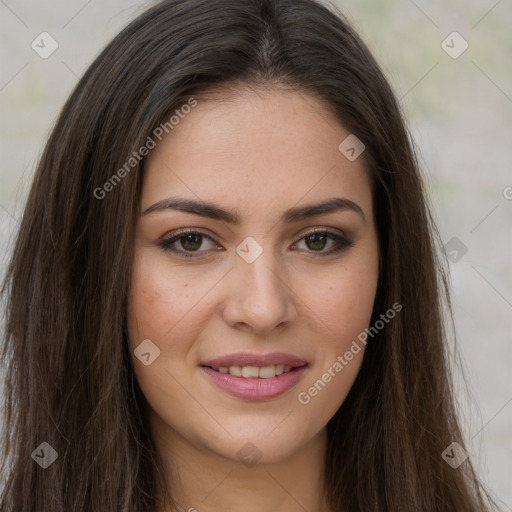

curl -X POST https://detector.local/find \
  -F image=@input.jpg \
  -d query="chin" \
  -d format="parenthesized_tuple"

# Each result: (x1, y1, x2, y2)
(196, 421, 319, 466)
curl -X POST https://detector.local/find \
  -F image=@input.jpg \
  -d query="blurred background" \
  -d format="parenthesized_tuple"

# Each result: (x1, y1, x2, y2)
(0, 0, 511, 508)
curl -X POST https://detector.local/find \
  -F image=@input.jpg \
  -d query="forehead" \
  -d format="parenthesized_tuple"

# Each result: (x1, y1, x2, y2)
(141, 87, 371, 215)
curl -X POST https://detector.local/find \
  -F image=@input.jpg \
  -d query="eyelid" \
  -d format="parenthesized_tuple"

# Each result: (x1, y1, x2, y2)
(295, 226, 348, 240)
(158, 227, 353, 258)
(158, 228, 221, 257)
(162, 227, 216, 241)
(290, 228, 353, 254)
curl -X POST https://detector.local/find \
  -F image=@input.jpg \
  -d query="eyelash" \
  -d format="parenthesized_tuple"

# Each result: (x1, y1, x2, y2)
(158, 228, 354, 258)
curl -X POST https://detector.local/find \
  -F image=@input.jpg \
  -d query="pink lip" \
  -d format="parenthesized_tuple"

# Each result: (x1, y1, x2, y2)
(200, 352, 308, 368)
(200, 365, 308, 400)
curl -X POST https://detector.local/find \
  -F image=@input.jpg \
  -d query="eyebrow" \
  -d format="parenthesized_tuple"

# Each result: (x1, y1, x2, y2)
(142, 197, 365, 224)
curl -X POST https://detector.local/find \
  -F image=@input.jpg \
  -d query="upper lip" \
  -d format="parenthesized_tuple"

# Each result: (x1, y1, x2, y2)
(200, 352, 308, 368)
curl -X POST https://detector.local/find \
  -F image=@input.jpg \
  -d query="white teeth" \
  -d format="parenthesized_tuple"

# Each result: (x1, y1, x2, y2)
(241, 366, 260, 378)
(229, 366, 242, 376)
(212, 364, 297, 378)
(258, 365, 277, 379)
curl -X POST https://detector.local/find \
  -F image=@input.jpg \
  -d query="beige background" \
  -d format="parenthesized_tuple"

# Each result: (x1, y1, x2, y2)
(0, 0, 511, 508)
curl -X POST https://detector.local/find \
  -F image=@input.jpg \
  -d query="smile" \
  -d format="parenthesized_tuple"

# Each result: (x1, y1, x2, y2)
(199, 352, 309, 400)
(209, 364, 295, 378)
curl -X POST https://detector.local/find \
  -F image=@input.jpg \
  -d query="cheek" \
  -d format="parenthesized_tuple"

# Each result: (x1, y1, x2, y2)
(293, 288, 375, 430)
(292, 247, 378, 415)
(126, 254, 207, 409)
(296, 249, 378, 350)
(328, 266, 377, 340)
(296, 347, 363, 429)
(127, 253, 210, 348)
(126, 250, 231, 397)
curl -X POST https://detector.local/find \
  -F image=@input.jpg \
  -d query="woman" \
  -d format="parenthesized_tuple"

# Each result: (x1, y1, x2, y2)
(0, 0, 500, 510)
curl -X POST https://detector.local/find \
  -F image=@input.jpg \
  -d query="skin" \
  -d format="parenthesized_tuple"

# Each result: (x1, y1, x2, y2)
(127, 86, 379, 512)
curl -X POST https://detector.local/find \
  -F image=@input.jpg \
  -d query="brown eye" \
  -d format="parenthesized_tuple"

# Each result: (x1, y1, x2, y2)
(293, 230, 353, 255)
(304, 233, 329, 251)
(159, 229, 353, 259)
(159, 230, 220, 257)
(180, 233, 203, 251)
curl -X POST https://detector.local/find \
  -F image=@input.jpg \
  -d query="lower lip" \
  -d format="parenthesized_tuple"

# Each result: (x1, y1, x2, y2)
(200, 365, 308, 400)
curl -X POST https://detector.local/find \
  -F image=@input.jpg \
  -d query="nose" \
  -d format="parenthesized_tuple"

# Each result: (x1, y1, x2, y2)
(220, 243, 299, 335)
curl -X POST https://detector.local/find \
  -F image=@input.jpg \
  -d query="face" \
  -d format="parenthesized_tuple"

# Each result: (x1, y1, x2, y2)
(127, 87, 379, 465)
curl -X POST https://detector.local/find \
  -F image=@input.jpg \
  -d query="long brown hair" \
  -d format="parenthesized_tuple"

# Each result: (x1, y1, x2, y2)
(0, 0, 499, 510)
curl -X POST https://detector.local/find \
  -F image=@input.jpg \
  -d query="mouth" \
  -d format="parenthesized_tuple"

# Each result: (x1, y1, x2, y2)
(199, 352, 309, 400)
(203, 364, 303, 379)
